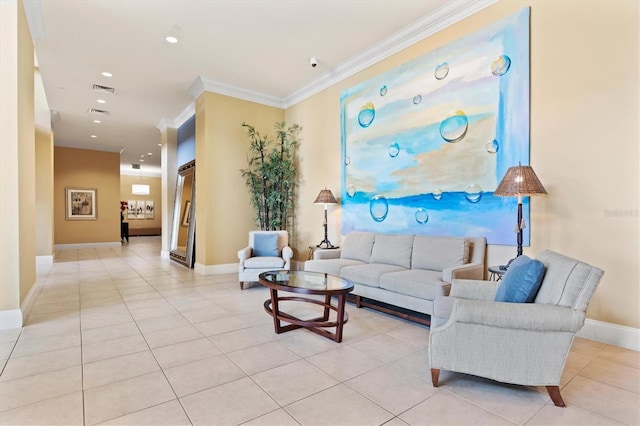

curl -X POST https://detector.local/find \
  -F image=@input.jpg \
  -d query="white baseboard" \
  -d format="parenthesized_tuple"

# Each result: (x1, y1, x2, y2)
(35, 255, 54, 266)
(0, 309, 23, 330)
(577, 318, 639, 351)
(194, 262, 237, 275)
(19, 279, 43, 326)
(160, 250, 170, 259)
(55, 242, 121, 250)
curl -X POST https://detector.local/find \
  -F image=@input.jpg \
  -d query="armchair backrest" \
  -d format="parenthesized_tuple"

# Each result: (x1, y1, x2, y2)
(248, 230, 288, 253)
(534, 250, 604, 312)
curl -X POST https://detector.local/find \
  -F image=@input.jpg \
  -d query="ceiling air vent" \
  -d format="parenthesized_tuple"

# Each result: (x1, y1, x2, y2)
(132, 163, 141, 170)
(92, 84, 116, 95)
(88, 108, 110, 116)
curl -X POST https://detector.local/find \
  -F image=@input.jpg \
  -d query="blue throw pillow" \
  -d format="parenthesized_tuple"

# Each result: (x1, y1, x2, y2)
(253, 233, 279, 257)
(495, 255, 545, 303)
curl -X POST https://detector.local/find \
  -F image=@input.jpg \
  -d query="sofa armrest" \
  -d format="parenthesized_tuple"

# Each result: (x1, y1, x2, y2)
(449, 279, 499, 301)
(443, 262, 484, 283)
(282, 246, 293, 260)
(313, 249, 341, 260)
(450, 299, 585, 332)
(238, 246, 251, 262)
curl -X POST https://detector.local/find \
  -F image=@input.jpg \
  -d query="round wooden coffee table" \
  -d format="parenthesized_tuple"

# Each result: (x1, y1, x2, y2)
(258, 270, 354, 343)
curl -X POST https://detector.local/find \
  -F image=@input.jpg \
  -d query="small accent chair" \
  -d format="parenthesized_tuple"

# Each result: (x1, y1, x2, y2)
(428, 249, 604, 407)
(238, 230, 293, 290)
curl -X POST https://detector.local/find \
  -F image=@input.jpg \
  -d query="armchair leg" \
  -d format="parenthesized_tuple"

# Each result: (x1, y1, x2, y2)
(240, 282, 244, 290)
(546, 386, 566, 407)
(431, 369, 440, 387)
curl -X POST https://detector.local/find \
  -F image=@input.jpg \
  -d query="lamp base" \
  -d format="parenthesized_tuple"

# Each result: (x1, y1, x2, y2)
(316, 239, 335, 249)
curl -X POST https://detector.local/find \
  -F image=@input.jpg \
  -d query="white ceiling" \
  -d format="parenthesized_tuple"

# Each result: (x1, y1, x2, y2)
(24, 0, 494, 175)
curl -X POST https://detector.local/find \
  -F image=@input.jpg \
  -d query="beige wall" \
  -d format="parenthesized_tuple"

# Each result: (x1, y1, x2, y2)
(195, 92, 284, 266)
(54, 147, 121, 244)
(120, 175, 162, 231)
(35, 128, 54, 256)
(0, 0, 37, 310)
(286, 0, 639, 329)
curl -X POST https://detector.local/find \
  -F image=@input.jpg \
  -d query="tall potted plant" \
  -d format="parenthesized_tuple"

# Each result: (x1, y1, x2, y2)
(240, 121, 301, 231)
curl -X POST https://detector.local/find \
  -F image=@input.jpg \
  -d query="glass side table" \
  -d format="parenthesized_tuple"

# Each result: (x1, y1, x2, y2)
(488, 265, 506, 281)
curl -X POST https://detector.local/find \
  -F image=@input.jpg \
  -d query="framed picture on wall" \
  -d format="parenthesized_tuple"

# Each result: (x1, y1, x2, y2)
(136, 200, 145, 219)
(127, 200, 136, 220)
(145, 201, 154, 219)
(66, 188, 97, 220)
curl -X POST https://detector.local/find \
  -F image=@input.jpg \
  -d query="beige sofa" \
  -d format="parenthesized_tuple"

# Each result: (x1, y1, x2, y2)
(304, 232, 486, 321)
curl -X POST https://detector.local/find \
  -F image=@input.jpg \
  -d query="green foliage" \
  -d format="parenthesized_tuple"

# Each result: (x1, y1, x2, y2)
(240, 121, 301, 231)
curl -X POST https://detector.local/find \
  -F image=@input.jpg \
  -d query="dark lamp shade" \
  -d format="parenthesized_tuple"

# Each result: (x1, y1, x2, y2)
(314, 189, 337, 205)
(494, 164, 548, 197)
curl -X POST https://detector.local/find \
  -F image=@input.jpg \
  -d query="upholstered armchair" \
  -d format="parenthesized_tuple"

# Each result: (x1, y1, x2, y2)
(429, 249, 604, 407)
(238, 230, 293, 290)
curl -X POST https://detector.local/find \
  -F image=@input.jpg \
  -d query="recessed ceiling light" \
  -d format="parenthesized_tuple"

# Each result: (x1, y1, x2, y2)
(93, 119, 101, 123)
(101, 71, 112, 77)
(165, 36, 178, 44)
(147, 152, 152, 156)
(90, 135, 97, 138)
(96, 99, 106, 104)
(140, 159, 145, 162)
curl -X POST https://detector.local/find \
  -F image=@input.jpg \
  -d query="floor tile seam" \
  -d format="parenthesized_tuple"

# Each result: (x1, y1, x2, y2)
(0, 355, 83, 384)
(556, 380, 634, 425)
(0, 333, 21, 378)
(437, 387, 522, 425)
(8, 341, 82, 361)
(574, 369, 640, 395)
(0, 388, 83, 416)
(81, 363, 163, 392)
(93, 398, 192, 426)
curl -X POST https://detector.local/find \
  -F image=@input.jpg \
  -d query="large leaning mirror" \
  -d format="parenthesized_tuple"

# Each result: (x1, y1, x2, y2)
(170, 160, 196, 268)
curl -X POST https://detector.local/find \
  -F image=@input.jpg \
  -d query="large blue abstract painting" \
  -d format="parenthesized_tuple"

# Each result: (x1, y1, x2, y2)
(340, 8, 530, 246)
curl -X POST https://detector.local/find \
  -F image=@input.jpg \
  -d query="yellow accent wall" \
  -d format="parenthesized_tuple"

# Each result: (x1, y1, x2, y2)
(54, 147, 121, 244)
(286, 0, 639, 329)
(194, 92, 284, 266)
(120, 175, 162, 232)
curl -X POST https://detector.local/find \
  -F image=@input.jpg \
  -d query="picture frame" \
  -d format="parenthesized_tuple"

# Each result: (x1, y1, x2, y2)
(145, 200, 154, 219)
(127, 200, 136, 220)
(181, 200, 191, 227)
(136, 200, 146, 219)
(66, 188, 97, 220)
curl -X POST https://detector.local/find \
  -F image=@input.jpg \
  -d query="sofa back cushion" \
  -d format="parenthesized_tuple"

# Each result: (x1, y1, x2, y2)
(340, 232, 375, 262)
(412, 236, 469, 271)
(370, 233, 414, 268)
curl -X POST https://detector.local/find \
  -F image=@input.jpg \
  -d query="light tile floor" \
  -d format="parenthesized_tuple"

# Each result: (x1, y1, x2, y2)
(0, 237, 638, 425)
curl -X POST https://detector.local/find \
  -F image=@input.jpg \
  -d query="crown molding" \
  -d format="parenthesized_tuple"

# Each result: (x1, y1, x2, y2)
(188, 76, 285, 109)
(167, 0, 496, 120)
(284, 0, 497, 108)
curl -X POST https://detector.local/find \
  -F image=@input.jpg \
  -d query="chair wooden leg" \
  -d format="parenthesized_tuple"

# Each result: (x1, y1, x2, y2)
(239, 282, 244, 290)
(546, 386, 566, 407)
(431, 368, 440, 387)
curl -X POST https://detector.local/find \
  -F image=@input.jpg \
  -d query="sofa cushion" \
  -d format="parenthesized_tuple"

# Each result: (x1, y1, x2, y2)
(341, 264, 407, 288)
(379, 270, 450, 300)
(412, 236, 469, 271)
(495, 255, 545, 303)
(341, 232, 375, 262)
(244, 256, 285, 269)
(253, 233, 279, 257)
(304, 258, 365, 277)
(370, 234, 414, 268)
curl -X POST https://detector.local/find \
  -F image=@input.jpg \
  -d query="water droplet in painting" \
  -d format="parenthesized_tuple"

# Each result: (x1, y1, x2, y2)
(344, 156, 351, 166)
(379, 85, 388, 96)
(388, 142, 400, 158)
(491, 55, 511, 76)
(358, 102, 375, 128)
(413, 95, 422, 105)
(347, 184, 357, 198)
(432, 189, 443, 201)
(434, 62, 449, 80)
(439, 110, 468, 143)
(415, 208, 429, 224)
(485, 140, 499, 153)
(465, 184, 482, 203)
(369, 195, 389, 222)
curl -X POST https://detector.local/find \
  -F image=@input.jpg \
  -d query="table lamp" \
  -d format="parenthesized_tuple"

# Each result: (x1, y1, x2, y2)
(314, 188, 337, 248)
(494, 162, 547, 267)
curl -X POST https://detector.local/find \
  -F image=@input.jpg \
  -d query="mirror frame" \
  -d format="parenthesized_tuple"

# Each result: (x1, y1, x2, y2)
(169, 160, 196, 268)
